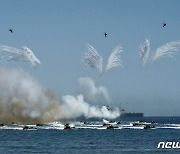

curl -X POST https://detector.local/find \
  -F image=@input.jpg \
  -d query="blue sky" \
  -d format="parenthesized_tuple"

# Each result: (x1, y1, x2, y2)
(0, 0, 180, 116)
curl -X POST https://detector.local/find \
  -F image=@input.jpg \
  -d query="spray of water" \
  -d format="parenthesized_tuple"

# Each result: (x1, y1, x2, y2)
(0, 45, 41, 67)
(139, 39, 180, 66)
(82, 44, 123, 75)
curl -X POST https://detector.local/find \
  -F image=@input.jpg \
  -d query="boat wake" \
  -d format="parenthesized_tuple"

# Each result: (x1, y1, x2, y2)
(1, 120, 180, 130)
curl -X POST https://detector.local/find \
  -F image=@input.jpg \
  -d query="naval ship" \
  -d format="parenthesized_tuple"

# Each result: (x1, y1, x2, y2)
(119, 107, 144, 118)
(106, 106, 144, 118)
(120, 112, 144, 118)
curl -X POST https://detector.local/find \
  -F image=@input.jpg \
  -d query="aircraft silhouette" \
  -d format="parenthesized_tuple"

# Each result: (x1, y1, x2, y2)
(9, 29, 13, 33)
(162, 23, 166, 27)
(104, 32, 107, 37)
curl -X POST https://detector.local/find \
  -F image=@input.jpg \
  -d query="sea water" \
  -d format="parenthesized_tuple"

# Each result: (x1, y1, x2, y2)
(1, 117, 180, 154)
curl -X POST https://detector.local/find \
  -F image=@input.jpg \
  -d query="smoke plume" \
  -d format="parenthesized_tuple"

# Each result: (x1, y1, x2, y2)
(139, 38, 150, 67)
(61, 95, 120, 119)
(0, 68, 119, 123)
(139, 39, 180, 66)
(82, 44, 123, 75)
(0, 67, 61, 124)
(59, 77, 120, 119)
(79, 77, 111, 104)
(0, 45, 41, 67)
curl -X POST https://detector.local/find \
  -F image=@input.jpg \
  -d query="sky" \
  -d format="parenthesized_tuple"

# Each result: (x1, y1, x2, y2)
(0, 0, 180, 116)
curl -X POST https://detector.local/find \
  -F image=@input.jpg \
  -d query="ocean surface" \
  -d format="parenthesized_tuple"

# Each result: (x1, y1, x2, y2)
(1, 117, 180, 154)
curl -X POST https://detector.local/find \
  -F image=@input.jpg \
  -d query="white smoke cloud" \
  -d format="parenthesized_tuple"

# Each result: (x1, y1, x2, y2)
(82, 44, 123, 75)
(139, 39, 180, 66)
(139, 38, 150, 67)
(61, 95, 120, 119)
(149, 40, 180, 63)
(78, 77, 111, 104)
(0, 67, 61, 124)
(0, 68, 119, 123)
(59, 77, 120, 119)
(0, 45, 41, 67)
